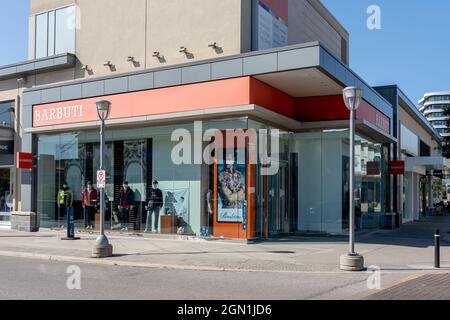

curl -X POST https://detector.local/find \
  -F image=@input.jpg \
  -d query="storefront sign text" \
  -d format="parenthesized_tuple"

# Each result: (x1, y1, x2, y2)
(389, 161, 405, 175)
(0, 140, 14, 155)
(34, 105, 84, 124)
(375, 113, 390, 134)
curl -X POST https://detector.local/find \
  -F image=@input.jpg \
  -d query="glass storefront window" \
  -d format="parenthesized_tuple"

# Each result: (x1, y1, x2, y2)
(293, 130, 385, 235)
(0, 169, 12, 223)
(35, 119, 249, 239)
(34, 118, 387, 238)
(354, 136, 383, 231)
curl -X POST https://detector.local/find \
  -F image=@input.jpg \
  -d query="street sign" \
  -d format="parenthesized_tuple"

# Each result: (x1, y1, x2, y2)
(17, 152, 33, 169)
(389, 161, 405, 175)
(97, 170, 106, 189)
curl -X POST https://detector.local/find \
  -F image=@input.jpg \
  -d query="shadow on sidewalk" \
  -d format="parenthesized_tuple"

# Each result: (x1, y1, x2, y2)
(250, 216, 450, 249)
(111, 250, 297, 258)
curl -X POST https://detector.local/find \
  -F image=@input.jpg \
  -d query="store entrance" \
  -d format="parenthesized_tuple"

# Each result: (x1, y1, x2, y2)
(256, 156, 296, 239)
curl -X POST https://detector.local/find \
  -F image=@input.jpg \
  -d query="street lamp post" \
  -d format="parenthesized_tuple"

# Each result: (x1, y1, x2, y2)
(340, 87, 365, 271)
(92, 100, 113, 258)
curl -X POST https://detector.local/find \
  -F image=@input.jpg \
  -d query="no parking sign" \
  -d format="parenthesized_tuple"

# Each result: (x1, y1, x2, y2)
(97, 170, 106, 189)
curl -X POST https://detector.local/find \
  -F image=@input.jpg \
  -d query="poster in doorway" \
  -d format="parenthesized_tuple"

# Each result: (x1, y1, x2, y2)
(217, 151, 247, 223)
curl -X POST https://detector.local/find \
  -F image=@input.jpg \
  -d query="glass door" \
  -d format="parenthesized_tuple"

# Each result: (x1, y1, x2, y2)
(267, 161, 288, 236)
(123, 140, 147, 232)
(255, 160, 289, 238)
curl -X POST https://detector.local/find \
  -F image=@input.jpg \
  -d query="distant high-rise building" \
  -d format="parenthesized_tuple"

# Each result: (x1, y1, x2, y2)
(419, 92, 450, 138)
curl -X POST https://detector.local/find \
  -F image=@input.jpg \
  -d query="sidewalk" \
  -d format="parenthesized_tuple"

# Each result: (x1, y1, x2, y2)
(0, 216, 449, 274)
(366, 273, 450, 300)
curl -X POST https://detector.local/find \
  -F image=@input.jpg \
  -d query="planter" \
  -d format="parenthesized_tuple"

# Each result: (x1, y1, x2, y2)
(10, 212, 39, 232)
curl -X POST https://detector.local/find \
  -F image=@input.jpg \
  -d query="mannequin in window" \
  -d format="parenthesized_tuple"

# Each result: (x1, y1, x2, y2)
(82, 181, 98, 230)
(57, 182, 73, 228)
(145, 181, 163, 233)
(118, 181, 134, 231)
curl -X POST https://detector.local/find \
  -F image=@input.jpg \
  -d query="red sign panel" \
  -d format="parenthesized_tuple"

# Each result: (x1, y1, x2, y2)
(296, 96, 391, 135)
(17, 152, 33, 169)
(389, 161, 405, 175)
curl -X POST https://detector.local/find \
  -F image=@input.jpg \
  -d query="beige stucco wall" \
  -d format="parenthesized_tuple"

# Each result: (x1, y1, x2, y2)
(30, 0, 249, 78)
(75, 0, 147, 77)
(146, 0, 245, 69)
(398, 105, 441, 156)
(0, 80, 19, 102)
(30, 0, 74, 14)
(28, 0, 347, 78)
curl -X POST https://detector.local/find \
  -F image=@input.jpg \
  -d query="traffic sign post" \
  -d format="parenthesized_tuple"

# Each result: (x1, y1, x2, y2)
(97, 170, 106, 189)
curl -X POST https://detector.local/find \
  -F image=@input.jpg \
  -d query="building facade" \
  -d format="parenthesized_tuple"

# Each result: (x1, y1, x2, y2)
(419, 92, 450, 138)
(376, 86, 446, 224)
(0, 0, 443, 239)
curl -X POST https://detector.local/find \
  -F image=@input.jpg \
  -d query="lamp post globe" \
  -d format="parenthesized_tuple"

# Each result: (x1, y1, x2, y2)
(92, 100, 113, 258)
(95, 100, 111, 121)
(343, 87, 363, 111)
(340, 87, 365, 271)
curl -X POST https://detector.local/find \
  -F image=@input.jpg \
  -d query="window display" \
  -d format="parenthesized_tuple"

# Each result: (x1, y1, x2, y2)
(35, 120, 248, 236)
(33, 117, 389, 239)
(118, 181, 134, 231)
(163, 188, 189, 233)
(145, 181, 163, 233)
(81, 181, 98, 229)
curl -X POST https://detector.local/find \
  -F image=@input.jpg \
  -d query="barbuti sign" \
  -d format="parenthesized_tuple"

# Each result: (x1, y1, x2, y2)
(34, 104, 84, 123)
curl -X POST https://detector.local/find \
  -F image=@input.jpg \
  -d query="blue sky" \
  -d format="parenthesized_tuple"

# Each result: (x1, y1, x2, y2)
(321, 0, 450, 104)
(0, 0, 29, 66)
(0, 0, 448, 105)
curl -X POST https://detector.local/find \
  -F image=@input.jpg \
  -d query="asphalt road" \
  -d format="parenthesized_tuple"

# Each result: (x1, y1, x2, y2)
(0, 256, 402, 300)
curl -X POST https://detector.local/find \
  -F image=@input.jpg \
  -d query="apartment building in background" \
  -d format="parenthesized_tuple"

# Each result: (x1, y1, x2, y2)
(419, 92, 450, 138)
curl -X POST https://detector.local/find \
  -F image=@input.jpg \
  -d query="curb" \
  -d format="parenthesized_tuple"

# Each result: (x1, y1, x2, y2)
(0, 250, 230, 273)
(0, 250, 317, 274)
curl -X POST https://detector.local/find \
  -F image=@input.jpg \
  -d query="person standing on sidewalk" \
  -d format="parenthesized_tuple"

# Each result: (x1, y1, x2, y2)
(118, 181, 134, 231)
(82, 181, 98, 230)
(57, 182, 73, 229)
(145, 181, 163, 233)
